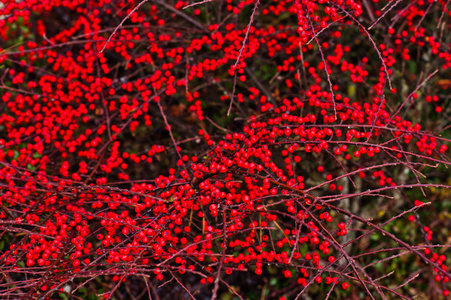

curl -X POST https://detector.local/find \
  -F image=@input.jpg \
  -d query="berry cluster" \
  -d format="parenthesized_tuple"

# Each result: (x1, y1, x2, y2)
(0, 0, 450, 299)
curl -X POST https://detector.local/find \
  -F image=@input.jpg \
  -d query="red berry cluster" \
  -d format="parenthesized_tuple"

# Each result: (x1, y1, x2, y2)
(0, 0, 450, 299)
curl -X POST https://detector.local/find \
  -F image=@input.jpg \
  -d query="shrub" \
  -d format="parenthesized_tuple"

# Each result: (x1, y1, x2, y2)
(0, 0, 450, 299)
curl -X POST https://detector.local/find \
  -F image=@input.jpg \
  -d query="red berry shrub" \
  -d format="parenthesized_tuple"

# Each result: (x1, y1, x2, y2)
(0, 0, 450, 299)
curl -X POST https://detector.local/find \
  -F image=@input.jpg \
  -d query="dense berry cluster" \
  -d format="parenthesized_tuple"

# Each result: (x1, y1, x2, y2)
(0, 0, 450, 299)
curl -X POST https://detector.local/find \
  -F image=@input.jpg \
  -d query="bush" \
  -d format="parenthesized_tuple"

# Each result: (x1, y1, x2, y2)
(0, 0, 450, 299)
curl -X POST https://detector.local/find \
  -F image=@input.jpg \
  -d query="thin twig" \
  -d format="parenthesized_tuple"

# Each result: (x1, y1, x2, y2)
(336, 5, 393, 91)
(306, 15, 336, 119)
(228, 0, 260, 116)
(368, 0, 404, 30)
(157, 99, 187, 173)
(387, 69, 438, 125)
(153, 0, 210, 33)
(100, 0, 149, 53)
(184, 0, 214, 9)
